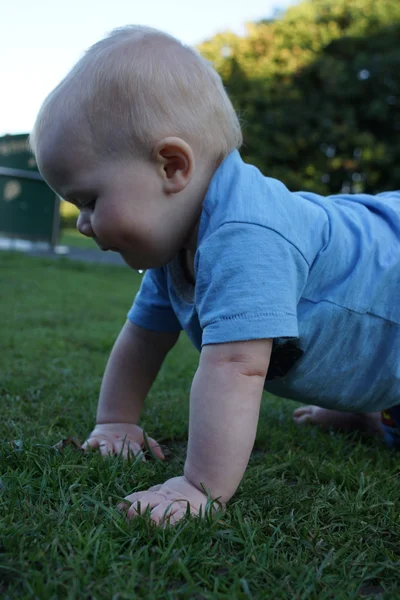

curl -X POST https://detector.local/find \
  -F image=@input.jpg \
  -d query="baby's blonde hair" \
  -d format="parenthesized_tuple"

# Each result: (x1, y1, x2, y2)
(30, 25, 242, 163)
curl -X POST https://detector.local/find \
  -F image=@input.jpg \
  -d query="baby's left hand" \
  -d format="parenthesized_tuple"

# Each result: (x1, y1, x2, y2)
(118, 475, 220, 526)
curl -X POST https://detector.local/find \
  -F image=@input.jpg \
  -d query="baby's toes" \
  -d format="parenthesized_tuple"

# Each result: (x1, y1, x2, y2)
(293, 405, 320, 425)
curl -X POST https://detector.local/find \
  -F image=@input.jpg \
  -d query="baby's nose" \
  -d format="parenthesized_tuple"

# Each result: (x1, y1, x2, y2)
(77, 212, 94, 238)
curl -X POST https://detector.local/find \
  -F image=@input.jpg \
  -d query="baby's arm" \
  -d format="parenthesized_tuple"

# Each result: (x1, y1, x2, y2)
(121, 338, 272, 523)
(185, 338, 272, 502)
(82, 320, 180, 458)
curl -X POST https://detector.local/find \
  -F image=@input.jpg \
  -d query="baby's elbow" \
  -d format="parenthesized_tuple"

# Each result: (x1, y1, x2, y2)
(200, 339, 272, 379)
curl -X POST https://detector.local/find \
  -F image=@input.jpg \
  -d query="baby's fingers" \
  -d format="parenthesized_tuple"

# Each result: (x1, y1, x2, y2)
(165, 506, 192, 527)
(98, 439, 114, 456)
(144, 436, 165, 461)
(119, 491, 165, 519)
(149, 500, 189, 526)
(82, 437, 114, 457)
(81, 437, 103, 452)
(113, 439, 145, 461)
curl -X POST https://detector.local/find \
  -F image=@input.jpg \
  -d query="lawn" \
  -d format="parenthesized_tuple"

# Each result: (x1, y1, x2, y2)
(1, 252, 399, 599)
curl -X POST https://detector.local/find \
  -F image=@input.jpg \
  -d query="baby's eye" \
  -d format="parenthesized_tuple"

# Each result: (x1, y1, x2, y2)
(86, 198, 97, 210)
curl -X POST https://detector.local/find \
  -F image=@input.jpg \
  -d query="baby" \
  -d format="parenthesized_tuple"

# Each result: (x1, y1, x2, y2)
(30, 26, 400, 526)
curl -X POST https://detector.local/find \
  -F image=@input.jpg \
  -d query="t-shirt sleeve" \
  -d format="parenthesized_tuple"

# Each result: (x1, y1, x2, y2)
(127, 268, 182, 333)
(195, 222, 309, 345)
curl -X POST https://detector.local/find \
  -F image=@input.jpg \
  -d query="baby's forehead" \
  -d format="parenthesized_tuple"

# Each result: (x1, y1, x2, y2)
(38, 142, 73, 182)
(37, 139, 68, 173)
(36, 133, 95, 197)
(37, 107, 92, 162)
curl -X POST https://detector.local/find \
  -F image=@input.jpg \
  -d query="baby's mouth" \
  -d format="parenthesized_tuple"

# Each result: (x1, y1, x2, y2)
(93, 237, 119, 252)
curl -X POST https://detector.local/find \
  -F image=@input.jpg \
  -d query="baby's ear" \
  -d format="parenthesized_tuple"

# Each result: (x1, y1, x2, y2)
(152, 137, 194, 193)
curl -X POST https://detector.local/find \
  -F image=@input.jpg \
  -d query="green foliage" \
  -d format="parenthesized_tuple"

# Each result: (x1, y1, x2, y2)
(60, 200, 79, 230)
(199, 0, 400, 194)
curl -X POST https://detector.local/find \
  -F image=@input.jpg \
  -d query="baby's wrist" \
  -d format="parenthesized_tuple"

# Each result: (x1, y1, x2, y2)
(182, 468, 228, 506)
(93, 421, 142, 431)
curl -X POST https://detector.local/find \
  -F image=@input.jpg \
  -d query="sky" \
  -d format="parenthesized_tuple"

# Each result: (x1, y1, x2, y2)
(1, 0, 297, 136)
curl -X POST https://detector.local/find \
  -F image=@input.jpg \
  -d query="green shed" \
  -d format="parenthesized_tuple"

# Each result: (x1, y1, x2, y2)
(0, 133, 59, 246)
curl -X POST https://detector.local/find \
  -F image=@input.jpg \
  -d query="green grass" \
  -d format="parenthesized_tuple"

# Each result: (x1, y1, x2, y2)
(1, 252, 400, 599)
(59, 228, 98, 250)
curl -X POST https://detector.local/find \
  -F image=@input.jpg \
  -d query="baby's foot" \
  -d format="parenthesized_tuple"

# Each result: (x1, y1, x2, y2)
(293, 406, 383, 437)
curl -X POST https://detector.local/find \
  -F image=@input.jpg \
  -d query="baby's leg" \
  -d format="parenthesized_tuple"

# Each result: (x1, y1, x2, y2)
(293, 406, 383, 436)
(294, 405, 400, 447)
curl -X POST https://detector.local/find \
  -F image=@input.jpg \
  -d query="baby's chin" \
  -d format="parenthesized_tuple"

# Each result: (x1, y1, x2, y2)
(119, 249, 175, 271)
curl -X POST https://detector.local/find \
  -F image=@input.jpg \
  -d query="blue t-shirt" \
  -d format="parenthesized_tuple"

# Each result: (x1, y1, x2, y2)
(128, 150, 400, 413)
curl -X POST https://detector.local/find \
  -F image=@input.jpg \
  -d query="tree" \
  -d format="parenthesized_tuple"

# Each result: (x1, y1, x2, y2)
(198, 0, 400, 193)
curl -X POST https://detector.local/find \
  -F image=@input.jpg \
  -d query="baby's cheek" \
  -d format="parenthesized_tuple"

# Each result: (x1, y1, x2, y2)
(91, 212, 118, 241)
(118, 222, 156, 251)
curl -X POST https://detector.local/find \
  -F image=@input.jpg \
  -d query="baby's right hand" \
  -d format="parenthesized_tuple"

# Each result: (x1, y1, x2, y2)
(81, 423, 165, 460)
